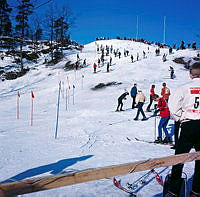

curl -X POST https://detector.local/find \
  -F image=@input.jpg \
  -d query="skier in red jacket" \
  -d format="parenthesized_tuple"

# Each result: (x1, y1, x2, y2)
(146, 84, 155, 112)
(153, 94, 170, 144)
(93, 63, 97, 73)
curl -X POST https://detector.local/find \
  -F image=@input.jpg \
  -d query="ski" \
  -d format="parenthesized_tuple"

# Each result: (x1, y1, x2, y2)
(113, 177, 137, 196)
(127, 137, 174, 146)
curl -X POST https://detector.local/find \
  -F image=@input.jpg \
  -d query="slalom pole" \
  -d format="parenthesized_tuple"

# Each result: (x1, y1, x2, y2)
(74, 69, 76, 81)
(67, 76, 70, 104)
(30, 91, 35, 126)
(72, 85, 75, 105)
(55, 81, 61, 139)
(154, 116, 156, 141)
(81, 74, 84, 89)
(154, 104, 157, 141)
(66, 87, 68, 111)
(16, 92, 20, 119)
(62, 81, 64, 99)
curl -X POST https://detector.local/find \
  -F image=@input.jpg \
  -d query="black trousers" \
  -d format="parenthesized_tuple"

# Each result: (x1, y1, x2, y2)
(117, 99, 123, 110)
(147, 95, 153, 110)
(135, 102, 146, 119)
(169, 120, 200, 195)
(174, 121, 180, 147)
(131, 96, 136, 109)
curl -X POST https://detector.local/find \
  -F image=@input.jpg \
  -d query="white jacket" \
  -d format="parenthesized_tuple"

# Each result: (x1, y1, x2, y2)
(168, 78, 200, 122)
(135, 92, 146, 104)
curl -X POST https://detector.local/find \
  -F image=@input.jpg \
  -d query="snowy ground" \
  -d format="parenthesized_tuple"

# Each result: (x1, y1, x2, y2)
(0, 39, 199, 197)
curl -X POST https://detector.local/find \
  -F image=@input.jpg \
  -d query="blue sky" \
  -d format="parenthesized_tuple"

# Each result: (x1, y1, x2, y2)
(61, 0, 200, 46)
(10, 0, 200, 46)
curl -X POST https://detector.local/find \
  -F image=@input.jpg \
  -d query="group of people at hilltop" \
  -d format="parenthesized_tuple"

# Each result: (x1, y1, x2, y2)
(116, 63, 200, 197)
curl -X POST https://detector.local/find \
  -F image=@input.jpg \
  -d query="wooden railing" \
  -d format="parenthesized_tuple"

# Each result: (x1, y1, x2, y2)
(0, 151, 200, 197)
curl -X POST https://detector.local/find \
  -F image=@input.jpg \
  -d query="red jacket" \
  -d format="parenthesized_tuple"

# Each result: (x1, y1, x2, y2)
(150, 88, 155, 96)
(161, 87, 170, 100)
(157, 97, 170, 117)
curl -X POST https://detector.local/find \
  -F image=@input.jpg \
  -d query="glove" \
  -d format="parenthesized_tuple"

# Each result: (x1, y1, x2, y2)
(154, 109, 160, 114)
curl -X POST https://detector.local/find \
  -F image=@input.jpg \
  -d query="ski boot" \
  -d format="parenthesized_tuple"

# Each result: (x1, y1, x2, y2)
(163, 137, 171, 144)
(154, 137, 163, 143)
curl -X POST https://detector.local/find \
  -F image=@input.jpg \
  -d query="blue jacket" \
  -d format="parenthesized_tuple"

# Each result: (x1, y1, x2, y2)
(131, 87, 137, 97)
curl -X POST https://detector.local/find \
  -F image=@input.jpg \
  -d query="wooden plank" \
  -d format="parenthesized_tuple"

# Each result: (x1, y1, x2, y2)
(0, 151, 200, 197)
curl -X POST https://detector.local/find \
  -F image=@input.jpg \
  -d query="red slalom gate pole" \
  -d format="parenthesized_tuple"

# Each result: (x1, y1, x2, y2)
(30, 91, 35, 126)
(17, 92, 20, 119)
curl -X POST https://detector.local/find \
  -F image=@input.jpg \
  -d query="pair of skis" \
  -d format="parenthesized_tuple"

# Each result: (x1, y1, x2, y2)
(113, 169, 163, 196)
(127, 137, 174, 147)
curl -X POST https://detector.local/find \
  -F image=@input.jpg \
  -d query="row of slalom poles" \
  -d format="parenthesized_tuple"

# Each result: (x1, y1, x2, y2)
(55, 76, 76, 139)
(55, 70, 85, 139)
(16, 91, 35, 126)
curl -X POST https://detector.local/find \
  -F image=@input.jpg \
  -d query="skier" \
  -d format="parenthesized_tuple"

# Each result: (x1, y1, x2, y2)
(93, 63, 97, 73)
(169, 66, 175, 79)
(161, 82, 170, 103)
(130, 83, 137, 109)
(110, 45, 113, 53)
(131, 55, 134, 63)
(153, 94, 170, 144)
(75, 61, 80, 70)
(116, 92, 129, 111)
(126, 50, 129, 56)
(118, 51, 121, 59)
(143, 51, 146, 59)
(83, 59, 86, 66)
(110, 56, 112, 65)
(124, 49, 127, 57)
(192, 41, 197, 50)
(107, 62, 110, 72)
(169, 47, 173, 55)
(137, 53, 139, 61)
(134, 90, 147, 121)
(165, 62, 200, 197)
(162, 53, 167, 62)
(77, 53, 80, 61)
(146, 84, 156, 112)
(98, 58, 101, 67)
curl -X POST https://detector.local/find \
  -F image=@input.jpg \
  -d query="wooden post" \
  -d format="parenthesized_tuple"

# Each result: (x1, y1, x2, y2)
(0, 151, 200, 197)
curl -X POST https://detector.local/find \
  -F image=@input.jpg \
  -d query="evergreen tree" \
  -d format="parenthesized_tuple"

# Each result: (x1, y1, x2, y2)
(0, 0, 12, 36)
(15, 0, 34, 67)
(54, 16, 68, 43)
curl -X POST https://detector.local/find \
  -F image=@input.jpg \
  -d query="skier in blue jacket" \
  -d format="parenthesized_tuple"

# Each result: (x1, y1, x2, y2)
(130, 84, 137, 109)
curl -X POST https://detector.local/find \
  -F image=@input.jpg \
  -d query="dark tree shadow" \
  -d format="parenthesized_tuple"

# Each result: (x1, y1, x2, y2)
(1, 155, 93, 183)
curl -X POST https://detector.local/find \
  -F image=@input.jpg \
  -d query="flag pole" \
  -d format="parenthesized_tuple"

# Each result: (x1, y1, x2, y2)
(163, 16, 166, 44)
(17, 92, 20, 119)
(30, 91, 34, 126)
(55, 81, 61, 139)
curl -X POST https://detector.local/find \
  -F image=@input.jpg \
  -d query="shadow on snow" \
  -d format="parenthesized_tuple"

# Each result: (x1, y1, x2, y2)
(1, 155, 93, 183)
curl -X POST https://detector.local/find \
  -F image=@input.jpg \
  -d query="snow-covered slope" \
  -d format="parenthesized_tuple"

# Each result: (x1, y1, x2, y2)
(0, 39, 199, 197)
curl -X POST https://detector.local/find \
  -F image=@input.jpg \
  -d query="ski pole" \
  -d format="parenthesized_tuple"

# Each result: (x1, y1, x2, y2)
(72, 85, 75, 105)
(55, 81, 61, 139)
(66, 88, 68, 111)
